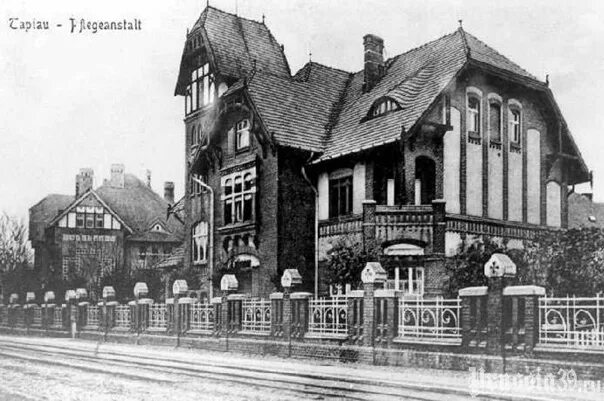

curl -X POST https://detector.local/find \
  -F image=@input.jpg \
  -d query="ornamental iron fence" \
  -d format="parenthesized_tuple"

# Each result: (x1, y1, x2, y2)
(241, 299, 271, 334)
(539, 295, 604, 348)
(189, 302, 214, 332)
(398, 297, 461, 341)
(148, 303, 167, 330)
(308, 297, 348, 336)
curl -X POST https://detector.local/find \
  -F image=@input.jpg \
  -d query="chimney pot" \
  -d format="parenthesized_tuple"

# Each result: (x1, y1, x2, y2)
(146, 169, 152, 188)
(363, 34, 385, 92)
(110, 164, 125, 188)
(75, 168, 94, 198)
(164, 181, 175, 204)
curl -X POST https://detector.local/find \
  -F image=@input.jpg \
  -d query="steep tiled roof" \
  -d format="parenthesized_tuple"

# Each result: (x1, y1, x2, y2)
(175, 6, 289, 95)
(246, 63, 351, 151)
(568, 193, 604, 229)
(29, 194, 74, 242)
(319, 31, 468, 160)
(95, 174, 183, 242)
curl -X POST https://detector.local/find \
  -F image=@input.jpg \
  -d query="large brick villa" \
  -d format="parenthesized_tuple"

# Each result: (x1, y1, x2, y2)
(173, 6, 589, 297)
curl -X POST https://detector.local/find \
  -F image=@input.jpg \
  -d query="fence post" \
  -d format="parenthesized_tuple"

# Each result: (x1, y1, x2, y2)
(374, 289, 397, 348)
(486, 277, 505, 355)
(270, 292, 284, 338)
(280, 269, 303, 346)
(220, 274, 238, 350)
(133, 282, 150, 335)
(361, 262, 387, 349)
(25, 292, 36, 334)
(347, 290, 364, 345)
(172, 280, 189, 343)
(76, 289, 89, 331)
(102, 286, 116, 340)
(43, 291, 55, 333)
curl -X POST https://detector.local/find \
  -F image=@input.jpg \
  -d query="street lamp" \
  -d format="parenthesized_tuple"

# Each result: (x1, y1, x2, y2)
(191, 175, 214, 299)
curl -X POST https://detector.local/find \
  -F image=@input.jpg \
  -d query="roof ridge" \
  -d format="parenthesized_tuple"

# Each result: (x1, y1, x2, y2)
(206, 5, 266, 27)
(323, 72, 355, 147)
(457, 27, 471, 58)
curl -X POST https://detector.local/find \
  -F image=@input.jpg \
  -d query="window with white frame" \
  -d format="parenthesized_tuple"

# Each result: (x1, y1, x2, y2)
(192, 221, 208, 264)
(386, 267, 425, 295)
(467, 95, 481, 134)
(509, 108, 521, 145)
(190, 173, 207, 196)
(221, 168, 256, 226)
(185, 63, 215, 115)
(329, 169, 353, 218)
(236, 119, 250, 150)
(59, 206, 121, 230)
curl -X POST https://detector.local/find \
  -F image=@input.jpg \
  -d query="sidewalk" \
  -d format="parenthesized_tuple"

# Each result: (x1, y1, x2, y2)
(0, 334, 602, 401)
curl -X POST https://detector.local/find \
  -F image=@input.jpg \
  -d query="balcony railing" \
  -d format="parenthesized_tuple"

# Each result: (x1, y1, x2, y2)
(375, 205, 433, 243)
(318, 214, 362, 238)
(446, 213, 546, 240)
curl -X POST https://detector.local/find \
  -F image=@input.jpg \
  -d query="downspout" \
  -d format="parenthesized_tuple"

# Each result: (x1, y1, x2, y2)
(191, 176, 214, 300)
(301, 152, 319, 298)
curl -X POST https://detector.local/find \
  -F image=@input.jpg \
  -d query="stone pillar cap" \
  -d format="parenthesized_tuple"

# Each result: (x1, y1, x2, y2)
(290, 292, 313, 299)
(269, 292, 284, 300)
(458, 286, 488, 297)
(503, 285, 546, 296)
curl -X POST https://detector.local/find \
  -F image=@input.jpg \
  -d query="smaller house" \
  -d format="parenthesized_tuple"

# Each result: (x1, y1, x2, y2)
(29, 165, 184, 294)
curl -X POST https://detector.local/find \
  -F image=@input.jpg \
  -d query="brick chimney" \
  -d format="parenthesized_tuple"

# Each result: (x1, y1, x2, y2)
(363, 34, 384, 91)
(75, 168, 94, 198)
(109, 164, 125, 188)
(146, 169, 152, 188)
(164, 181, 175, 204)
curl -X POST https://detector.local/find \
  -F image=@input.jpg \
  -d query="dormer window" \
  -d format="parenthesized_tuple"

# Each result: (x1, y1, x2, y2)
(369, 98, 400, 118)
(185, 62, 215, 115)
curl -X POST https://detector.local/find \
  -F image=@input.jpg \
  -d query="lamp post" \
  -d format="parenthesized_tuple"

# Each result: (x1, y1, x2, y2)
(191, 175, 214, 299)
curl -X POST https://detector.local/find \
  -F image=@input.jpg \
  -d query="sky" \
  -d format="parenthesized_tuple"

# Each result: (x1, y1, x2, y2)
(1, 0, 603, 221)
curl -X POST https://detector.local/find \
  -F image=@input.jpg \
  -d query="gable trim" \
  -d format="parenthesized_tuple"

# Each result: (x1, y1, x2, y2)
(48, 190, 133, 233)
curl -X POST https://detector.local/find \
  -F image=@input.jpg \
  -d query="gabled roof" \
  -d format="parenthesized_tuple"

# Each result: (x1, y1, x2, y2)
(245, 63, 351, 152)
(49, 190, 133, 233)
(95, 174, 183, 241)
(43, 174, 184, 243)
(175, 6, 290, 95)
(29, 194, 74, 242)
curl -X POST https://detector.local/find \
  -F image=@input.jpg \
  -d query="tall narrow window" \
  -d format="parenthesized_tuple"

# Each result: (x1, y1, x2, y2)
(329, 174, 353, 218)
(489, 102, 502, 142)
(467, 96, 481, 134)
(236, 119, 250, 150)
(509, 109, 521, 145)
(192, 221, 208, 264)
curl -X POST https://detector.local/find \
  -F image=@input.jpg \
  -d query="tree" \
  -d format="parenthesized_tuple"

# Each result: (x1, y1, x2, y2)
(0, 213, 34, 301)
(323, 236, 378, 290)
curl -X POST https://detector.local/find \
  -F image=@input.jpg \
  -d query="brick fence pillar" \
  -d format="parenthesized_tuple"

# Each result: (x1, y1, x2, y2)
(347, 290, 364, 345)
(362, 200, 377, 253)
(270, 292, 284, 337)
(486, 277, 505, 355)
(361, 262, 387, 348)
(291, 292, 312, 338)
(282, 288, 291, 340)
(431, 199, 446, 254)
(459, 286, 488, 349)
(502, 285, 545, 356)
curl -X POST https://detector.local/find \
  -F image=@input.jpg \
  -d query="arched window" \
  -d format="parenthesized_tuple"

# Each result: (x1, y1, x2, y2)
(467, 96, 481, 134)
(509, 108, 521, 145)
(221, 168, 256, 226)
(488, 98, 502, 142)
(369, 98, 400, 118)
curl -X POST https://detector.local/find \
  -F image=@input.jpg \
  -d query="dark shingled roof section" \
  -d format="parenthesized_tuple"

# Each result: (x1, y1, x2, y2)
(95, 174, 183, 242)
(29, 194, 74, 242)
(568, 193, 604, 229)
(175, 6, 289, 95)
(319, 30, 467, 160)
(247, 63, 351, 151)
